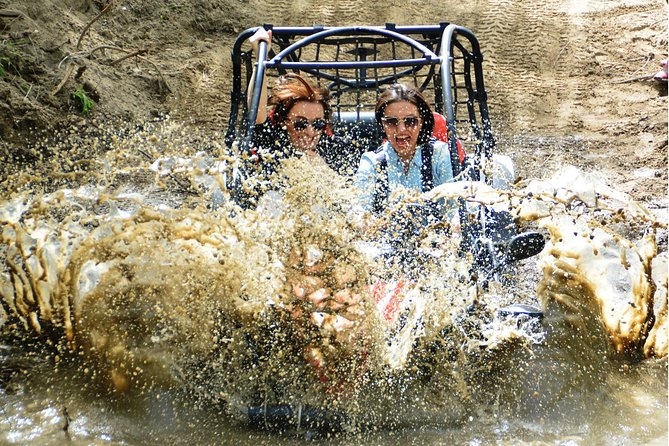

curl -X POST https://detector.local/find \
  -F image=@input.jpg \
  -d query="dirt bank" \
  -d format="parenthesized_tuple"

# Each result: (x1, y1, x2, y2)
(1, 0, 667, 209)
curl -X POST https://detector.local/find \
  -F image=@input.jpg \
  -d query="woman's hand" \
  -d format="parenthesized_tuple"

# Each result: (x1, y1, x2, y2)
(249, 27, 272, 54)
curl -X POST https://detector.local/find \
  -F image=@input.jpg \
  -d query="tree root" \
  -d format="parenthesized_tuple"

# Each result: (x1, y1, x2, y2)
(50, 0, 171, 98)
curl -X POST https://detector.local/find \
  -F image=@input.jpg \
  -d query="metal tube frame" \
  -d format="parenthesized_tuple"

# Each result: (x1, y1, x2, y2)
(226, 23, 495, 185)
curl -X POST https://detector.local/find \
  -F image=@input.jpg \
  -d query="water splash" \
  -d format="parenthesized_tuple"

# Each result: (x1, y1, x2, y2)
(0, 120, 666, 438)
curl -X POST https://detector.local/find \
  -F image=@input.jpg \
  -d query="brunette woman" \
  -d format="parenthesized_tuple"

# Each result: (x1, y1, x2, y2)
(354, 83, 454, 214)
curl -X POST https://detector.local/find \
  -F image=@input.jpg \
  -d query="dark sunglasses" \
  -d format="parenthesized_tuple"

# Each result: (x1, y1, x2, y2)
(381, 116, 420, 128)
(291, 118, 327, 131)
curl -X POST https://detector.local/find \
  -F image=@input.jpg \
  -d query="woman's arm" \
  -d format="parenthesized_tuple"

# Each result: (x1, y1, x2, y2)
(247, 28, 272, 124)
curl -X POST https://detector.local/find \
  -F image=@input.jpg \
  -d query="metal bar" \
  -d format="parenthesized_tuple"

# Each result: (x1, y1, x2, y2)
(391, 39, 398, 81)
(439, 24, 486, 255)
(272, 27, 438, 63)
(440, 24, 486, 177)
(243, 40, 268, 151)
(267, 58, 437, 70)
(260, 24, 448, 38)
(373, 39, 380, 97)
(225, 28, 258, 147)
(319, 65, 426, 90)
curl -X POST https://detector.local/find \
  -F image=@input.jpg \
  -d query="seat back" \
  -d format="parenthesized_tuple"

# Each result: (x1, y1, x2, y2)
(330, 111, 382, 176)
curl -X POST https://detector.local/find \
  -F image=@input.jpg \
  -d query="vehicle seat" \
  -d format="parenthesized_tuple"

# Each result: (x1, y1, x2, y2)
(331, 111, 383, 176)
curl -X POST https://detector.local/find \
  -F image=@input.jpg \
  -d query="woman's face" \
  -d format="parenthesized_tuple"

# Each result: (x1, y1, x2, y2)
(284, 100, 326, 152)
(381, 101, 422, 161)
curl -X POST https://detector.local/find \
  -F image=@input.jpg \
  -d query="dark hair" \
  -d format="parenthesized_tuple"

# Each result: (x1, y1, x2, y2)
(375, 83, 434, 144)
(269, 73, 332, 124)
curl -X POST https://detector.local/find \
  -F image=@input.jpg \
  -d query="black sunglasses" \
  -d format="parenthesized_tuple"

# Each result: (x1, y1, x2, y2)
(381, 116, 420, 128)
(291, 118, 327, 131)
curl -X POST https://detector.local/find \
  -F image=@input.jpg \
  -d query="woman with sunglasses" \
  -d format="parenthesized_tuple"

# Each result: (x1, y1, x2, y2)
(245, 29, 342, 181)
(354, 83, 454, 215)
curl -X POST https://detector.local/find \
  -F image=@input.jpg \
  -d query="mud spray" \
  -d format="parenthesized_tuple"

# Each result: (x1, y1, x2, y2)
(0, 119, 666, 444)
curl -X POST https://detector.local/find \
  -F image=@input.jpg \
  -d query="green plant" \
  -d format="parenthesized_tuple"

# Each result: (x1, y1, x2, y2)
(73, 86, 95, 115)
(0, 41, 21, 77)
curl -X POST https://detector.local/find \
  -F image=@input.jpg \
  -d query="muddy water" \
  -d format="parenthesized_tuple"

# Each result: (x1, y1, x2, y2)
(0, 347, 665, 445)
(0, 121, 666, 445)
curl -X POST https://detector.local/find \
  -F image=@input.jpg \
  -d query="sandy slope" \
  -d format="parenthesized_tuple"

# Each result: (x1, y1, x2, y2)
(0, 0, 666, 211)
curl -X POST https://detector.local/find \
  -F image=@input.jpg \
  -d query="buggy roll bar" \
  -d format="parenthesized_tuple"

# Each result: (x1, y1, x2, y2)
(226, 24, 449, 116)
(225, 23, 495, 185)
(246, 38, 268, 147)
(269, 27, 438, 69)
(440, 24, 494, 183)
(245, 26, 439, 157)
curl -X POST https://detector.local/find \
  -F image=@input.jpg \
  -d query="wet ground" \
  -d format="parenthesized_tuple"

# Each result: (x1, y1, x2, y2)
(1, 341, 666, 445)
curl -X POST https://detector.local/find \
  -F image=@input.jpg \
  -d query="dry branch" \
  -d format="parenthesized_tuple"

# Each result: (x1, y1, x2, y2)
(52, 2, 117, 96)
(108, 49, 148, 66)
(76, 0, 115, 50)
(50, 64, 76, 96)
(135, 55, 172, 93)
(612, 74, 657, 84)
(51, 1, 170, 97)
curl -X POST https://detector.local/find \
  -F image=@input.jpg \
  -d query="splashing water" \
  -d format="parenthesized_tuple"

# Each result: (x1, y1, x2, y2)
(0, 119, 666, 444)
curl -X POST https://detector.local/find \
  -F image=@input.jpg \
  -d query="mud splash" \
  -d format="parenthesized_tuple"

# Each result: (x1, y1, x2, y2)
(0, 120, 666, 443)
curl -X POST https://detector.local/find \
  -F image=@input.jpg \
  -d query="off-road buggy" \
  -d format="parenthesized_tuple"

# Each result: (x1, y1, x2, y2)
(223, 24, 545, 432)
(226, 23, 489, 178)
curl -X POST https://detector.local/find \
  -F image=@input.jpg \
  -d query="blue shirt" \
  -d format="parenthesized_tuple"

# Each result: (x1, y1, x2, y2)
(354, 139, 454, 213)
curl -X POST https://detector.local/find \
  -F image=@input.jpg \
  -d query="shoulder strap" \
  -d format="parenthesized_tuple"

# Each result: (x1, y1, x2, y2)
(422, 140, 443, 219)
(371, 148, 388, 215)
(420, 141, 434, 193)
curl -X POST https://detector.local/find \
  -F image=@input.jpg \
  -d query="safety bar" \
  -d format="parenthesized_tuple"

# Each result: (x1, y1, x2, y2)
(439, 24, 494, 182)
(270, 26, 438, 67)
(439, 24, 496, 252)
(225, 24, 450, 148)
(245, 40, 268, 146)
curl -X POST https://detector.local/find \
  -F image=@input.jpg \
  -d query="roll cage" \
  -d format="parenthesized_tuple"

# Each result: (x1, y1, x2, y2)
(224, 23, 496, 182)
